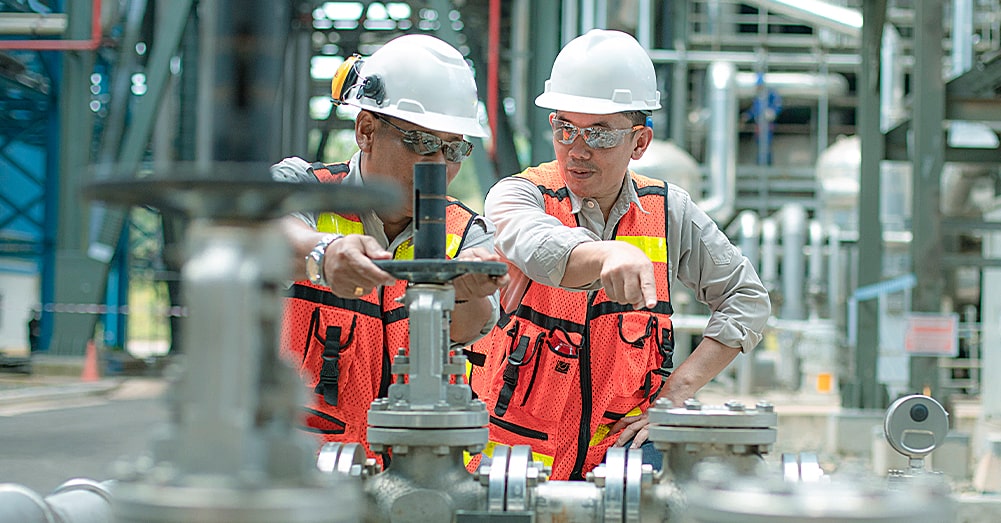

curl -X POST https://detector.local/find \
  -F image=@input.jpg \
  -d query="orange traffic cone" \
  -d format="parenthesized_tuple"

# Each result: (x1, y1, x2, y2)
(81, 340, 100, 382)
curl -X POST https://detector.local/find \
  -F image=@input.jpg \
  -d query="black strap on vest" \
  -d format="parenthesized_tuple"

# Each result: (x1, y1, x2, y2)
(657, 326, 675, 375)
(494, 333, 530, 417)
(463, 349, 486, 367)
(314, 317, 356, 406)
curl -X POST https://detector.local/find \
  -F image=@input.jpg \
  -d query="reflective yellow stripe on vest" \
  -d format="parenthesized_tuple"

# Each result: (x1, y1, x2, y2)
(317, 213, 463, 259)
(588, 407, 643, 447)
(617, 236, 667, 264)
(395, 234, 464, 260)
(317, 213, 364, 236)
(463, 441, 555, 468)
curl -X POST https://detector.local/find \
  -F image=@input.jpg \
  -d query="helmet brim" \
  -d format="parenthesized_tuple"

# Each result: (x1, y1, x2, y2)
(365, 106, 489, 138)
(535, 92, 661, 114)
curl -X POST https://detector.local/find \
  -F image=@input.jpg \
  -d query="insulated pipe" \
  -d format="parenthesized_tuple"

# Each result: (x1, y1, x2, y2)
(735, 211, 762, 269)
(0, 479, 113, 523)
(735, 211, 762, 396)
(780, 204, 807, 320)
(741, 0, 862, 39)
(880, 25, 906, 132)
(0, 14, 68, 35)
(827, 224, 843, 324)
(760, 217, 779, 296)
(0, 0, 101, 50)
(942, 165, 993, 217)
(951, 0, 973, 77)
(807, 220, 825, 320)
(735, 72, 848, 100)
(702, 61, 737, 224)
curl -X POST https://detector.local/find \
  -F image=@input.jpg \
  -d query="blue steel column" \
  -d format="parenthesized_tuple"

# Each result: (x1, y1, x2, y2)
(52, 2, 193, 356)
(49, 0, 100, 355)
(849, 0, 887, 409)
(909, 0, 946, 397)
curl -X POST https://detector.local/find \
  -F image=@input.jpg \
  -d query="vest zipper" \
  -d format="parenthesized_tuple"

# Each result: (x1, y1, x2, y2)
(570, 291, 598, 480)
(489, 415, 549, 440)
(519, 333, 546, 407)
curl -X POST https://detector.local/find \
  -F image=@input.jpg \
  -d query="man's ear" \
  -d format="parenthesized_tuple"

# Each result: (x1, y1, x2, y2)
(355, 111, 378, 152)
(631, 126, 654, 160)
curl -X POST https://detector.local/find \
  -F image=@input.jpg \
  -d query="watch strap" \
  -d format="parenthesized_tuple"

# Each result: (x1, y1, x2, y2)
(307, 233, 343, 286)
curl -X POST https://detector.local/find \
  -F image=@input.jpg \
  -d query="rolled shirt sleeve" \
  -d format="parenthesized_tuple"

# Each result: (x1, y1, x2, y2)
(668, 185, 770, 352)
(486, 176, 600, 288)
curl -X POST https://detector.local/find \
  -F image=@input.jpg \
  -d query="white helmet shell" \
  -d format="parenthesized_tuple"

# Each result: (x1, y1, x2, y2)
(346, 34, 488, 137)
(535, 29, 661, 114)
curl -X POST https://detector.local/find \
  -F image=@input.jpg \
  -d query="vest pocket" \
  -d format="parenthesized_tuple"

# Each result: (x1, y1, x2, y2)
(490, 322, 581, 426)
(609, 312, 660, 398)
(302, 304, 380, 410)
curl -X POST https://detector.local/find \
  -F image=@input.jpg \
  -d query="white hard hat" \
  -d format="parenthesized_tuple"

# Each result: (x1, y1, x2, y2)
(331, 34, 488, 137)
(535, 29, 661, 114)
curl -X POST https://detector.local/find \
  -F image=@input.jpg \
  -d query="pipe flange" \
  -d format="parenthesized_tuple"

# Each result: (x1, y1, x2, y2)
(594, 448, 645, 523)
(367, 427, 488, 451)
(316, 442, 369, 477)
(648, 426, 777, 447)
(648, 402, 778, 429)
(486, 445, 508, 512)
(367, 408, 488, 429)
(51, 477, 113, 502)
(505, 445, 532, 512)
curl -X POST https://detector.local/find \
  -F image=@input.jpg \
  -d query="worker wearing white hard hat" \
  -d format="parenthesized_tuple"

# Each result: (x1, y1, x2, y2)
(271, 33, 508, 467)
(468, 29, 770, 481)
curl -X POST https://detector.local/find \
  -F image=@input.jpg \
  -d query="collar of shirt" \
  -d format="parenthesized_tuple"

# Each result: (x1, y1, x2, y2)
(345, 151, 414, 253)
(564, 172, 650, 237)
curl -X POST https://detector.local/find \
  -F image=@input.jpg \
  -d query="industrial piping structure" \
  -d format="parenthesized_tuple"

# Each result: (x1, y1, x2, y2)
(0, 163, 985, 523)
(2, 0, 1000, 521)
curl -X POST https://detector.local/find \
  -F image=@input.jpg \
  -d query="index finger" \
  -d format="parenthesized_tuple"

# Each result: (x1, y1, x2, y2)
(637, 267, 657, 310)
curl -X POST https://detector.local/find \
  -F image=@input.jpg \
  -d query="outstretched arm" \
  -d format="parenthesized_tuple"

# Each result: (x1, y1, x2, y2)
(279, 216, 395, 298)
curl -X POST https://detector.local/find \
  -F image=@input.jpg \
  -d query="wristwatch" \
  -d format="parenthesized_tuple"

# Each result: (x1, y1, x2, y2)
(305, 234, 343, 287)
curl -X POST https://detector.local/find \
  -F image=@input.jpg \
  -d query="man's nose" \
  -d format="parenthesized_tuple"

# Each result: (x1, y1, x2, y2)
(567, 136, 591, 157)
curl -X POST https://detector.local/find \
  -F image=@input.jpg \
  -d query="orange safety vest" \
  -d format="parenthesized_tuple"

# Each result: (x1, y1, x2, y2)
(281, 162, 475, 465)
(468, 162, 675, 481)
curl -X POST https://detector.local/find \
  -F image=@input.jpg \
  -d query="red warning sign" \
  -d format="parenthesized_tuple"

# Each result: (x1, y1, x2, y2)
(903, 313, 959, 356)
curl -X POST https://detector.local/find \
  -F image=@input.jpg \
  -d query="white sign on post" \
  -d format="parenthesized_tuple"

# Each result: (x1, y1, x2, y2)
(903, 312, 959, 357)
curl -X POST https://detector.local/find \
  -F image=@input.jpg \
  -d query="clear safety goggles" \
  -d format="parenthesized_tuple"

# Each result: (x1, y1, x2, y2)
(374, 113, 474, 163)
(550, 115, 644, 149)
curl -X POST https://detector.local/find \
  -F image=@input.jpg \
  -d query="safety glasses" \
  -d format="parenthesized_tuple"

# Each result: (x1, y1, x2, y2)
(373, 113, 474, 163)
(550, 115, 644, 149)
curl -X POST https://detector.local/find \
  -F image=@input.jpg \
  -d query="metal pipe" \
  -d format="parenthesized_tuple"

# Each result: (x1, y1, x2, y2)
(880, 24, 906, 132)
(807, 220, 825, 320)
(0, 479, 113, 523)
(780, 204, 807, 320)
(701, 61, 737, 223)
(742, 0, 862, 39)
(649, 48, 862, 69)
(734, 211, 762, 396)
(735, 210, 762, 268)
(0, 0, 100, 50)
(951, 0, 973, 78)
(827, 224, 843, 324)
(0, 13, 68, 36)
(413, 163, 447, 260)
(761, 217, 779, 296)
(735, 72, 848, 100)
